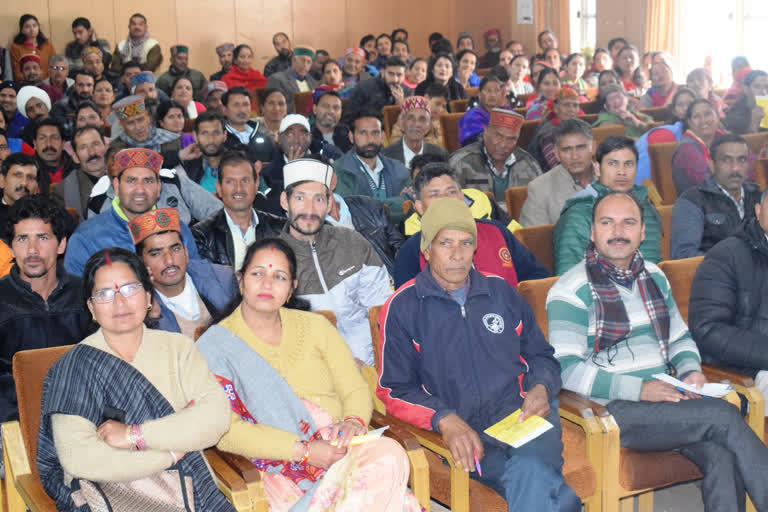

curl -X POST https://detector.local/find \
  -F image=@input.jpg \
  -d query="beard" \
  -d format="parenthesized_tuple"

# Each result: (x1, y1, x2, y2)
(289, 213, 323, 236)
(354, 143, 382, 159)
(200, 143, 224, 157)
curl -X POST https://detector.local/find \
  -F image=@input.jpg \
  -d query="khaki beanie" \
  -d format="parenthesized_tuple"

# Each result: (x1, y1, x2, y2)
(420, 198, 477, 253)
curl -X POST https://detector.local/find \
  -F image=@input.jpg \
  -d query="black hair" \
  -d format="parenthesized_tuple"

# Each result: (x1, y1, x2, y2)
(543, 48, 560, 60)
(14, 14, 47, 46)
(413, 162, 458, 199)
(510, 54, 528, 67)
(218, 149, 257, 184)
(537, 29, 555, 47)
(745, 70, 768, 87)
(479, 74, 504, 92)
(393, 39, 409, 52)
(232, 44, 252, 63)
(424, 83, 449, 102)
(536, 67, 560, 90)
(315, 89, 341, 104)
(682, 98, 715, 131)
(0, 128, 6, 140)
(455, 49, 478, 67)
(564, 52, 584, 67)
(409, 152, 448, 180)
(82, 248, 155, 325)
(665, 86, 696, 122)
(315, 49, 329, 58)
(457, 33, 474, 48)
(347, 106, 383, 133)
(31, 117, 64, 141)
(170, 75, 194, 94)
(94, 76, 113, 92)
(591, 191, 644, 224)
(428, 32, 444, 46)
(592, 48, 610, 61)
(598, 69, 621, 86)
(596, 135, 638, 164)
(194, 110, 226, 133)
(73, 69, 97, 83)
(130, 13, 147, 23)
(156, 100, 187, 128)
(376, 34, 393, 47)
(135, 229, 182, 256)
(384, 56, 406, 69)
(6, 193, 68, 242)
(408, 57, 425, 70)
(430, 39, 453, 57)
(359, 35, 375, 47)
(1, 152, 40, 178)
(505, 40, 521, 51)
(74, 100, 100, 120)
(487, 65, 510, 83)
(607, 38, 629, 53)
(391, 28, 408, 41)
(710, 133, 749, 161)
(222, 86, 251, 106)
(321, 59, 340, 74)
(72, 17, 91, 30)
(553, 118, 593, 145)
(615, 45, 639, 77)
(258, 87, 288, 108)
(428, 52, 455, 81)
(731, 56, 750, 71)
(121, 61, 144, 76)
(72, 125, 105, 147)
(272, 32, 289, 43)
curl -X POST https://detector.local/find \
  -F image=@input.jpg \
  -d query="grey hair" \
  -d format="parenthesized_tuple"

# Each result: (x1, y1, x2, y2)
(48, 54, 67, 66)
(553, 118, 593, 146)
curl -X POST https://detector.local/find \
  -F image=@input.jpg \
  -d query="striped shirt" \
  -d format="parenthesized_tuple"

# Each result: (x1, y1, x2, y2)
(546, 260, 701, 403)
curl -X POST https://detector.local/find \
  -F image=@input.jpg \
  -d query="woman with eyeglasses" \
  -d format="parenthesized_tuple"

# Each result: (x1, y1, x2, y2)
(37, 247, 235, 511)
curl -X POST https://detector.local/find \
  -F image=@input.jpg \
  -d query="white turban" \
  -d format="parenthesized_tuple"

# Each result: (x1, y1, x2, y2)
(16, 86, 52, 119)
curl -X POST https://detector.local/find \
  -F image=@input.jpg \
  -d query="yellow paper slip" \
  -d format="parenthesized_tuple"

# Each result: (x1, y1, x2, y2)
(330, 425, 389, 447)
(483, 409, 553, 448)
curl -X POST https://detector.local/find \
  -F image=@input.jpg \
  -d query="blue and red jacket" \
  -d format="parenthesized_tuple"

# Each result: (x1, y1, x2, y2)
(393, 218, 549, 289)
(376, 266, 562, 433)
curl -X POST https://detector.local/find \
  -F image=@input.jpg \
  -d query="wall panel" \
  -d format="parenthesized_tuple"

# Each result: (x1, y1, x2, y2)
(176, 0, 236, 78)
(113, 0, 179, 70)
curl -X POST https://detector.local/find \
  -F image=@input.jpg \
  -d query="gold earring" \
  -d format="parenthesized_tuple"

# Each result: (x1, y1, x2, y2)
(146, 304, 152, 311)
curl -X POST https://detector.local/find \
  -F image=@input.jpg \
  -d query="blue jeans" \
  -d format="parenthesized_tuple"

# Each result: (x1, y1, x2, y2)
(470, 400, 581, 512)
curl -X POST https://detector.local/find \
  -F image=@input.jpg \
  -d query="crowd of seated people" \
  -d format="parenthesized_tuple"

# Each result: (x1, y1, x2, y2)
(3, 10, 768, 511)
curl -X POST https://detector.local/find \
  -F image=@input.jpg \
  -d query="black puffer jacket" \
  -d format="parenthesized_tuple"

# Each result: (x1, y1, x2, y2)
(191, 208, 285, 267)
(0, 265, 93, 421)
(689, 217, 768, 377)
(224, 120, 275, 163)
(345, 195, 404, 276)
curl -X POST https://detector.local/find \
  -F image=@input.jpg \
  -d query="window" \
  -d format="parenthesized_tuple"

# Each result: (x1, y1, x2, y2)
(571, 0, 597, 53)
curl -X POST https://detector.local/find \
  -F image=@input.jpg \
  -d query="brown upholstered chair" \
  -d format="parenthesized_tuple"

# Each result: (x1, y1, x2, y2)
(638, 107, 668, 122)
(367, 305, 603, 512)
(579, 100, 601, 114)
(504, 186, 528, 221)
(591, 124, 625, 150)
(292, 91, 313, 115)
(584, 88, 599, 101)
(517, 93, 535, 105)
(656, 204, 673, 261)
(439, 112, 464, 153)
(464, 87, 479, 97)
(249, 88, 262, 116)
(754, 159, 768, 190)
(648, 142, 679, 205)
(743, 131, 768, 156)
(382, 104, 401, 140)
(183, 118, 195, 133)
(642, 179, 664, 208)
(578, 113, 598, 124)
(517, 119, 539, 151)
(1, 346, 263, 512)
(513, 224, 554, 274)
(449, 98, 469, 113)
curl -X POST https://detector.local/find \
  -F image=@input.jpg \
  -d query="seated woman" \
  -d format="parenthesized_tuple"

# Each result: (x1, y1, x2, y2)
(157, 100, 195, 148)
(560, 53, 589, 100)
(687, 68, 724, 116)
(92, 77, 115, 124)
(303, 61, 349, 116)
(639, 61, 678, 108)
(257, 88, 289, 146)
(614, 44, 642, 96)
(197, 238, 423, 512)
(415, 52, 466, 102)
(37, 248, 233, 511)
(10, 14, 56, 81)
(171, 76, 206, 119)
(584, 48, 612, 88)
(458, 74, 506, 146)
(528, 87, 581, 171)
(454, 49, 480, 89)
(221, 44, 268, 92)
(672, 98, 727, 194)
(724, 69, 768, 135)
(506, 54, 534, 97)
(525, 67, 561, 120)
(634, 87, 696, 184)
(402, 58, 427, 90)
(593, 84, 653, 139)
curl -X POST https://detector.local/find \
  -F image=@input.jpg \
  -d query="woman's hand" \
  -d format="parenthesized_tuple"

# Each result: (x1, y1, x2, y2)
(306, 440, 347, 468)
(329, 419, 366, 449)
(97, 420, 134, 450)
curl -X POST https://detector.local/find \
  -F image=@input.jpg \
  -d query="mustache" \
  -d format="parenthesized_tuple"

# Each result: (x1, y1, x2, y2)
(42, 146, 57, 153)
(607, 237, 631, 245)
(296, 214, 321, 222)
(87, 154, 102, 162)
(14, 186, 32, 194)
(161, 265, 181, 275)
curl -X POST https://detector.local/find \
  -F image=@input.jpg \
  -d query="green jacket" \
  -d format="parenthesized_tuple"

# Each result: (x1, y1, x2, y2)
(553, 182, 661, 276)
(593, 110, 653, 139)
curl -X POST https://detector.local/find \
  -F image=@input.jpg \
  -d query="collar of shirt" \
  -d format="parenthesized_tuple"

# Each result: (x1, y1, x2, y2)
(291, 69, 307, 81)
(224, 208, 259, 238)
(481, 141, 516, 179)
(354, 154, 384, 181)
(716, 182, 745, 219)
(325, 193, 354, 227)
(402, 139, 423, 169)
(227, 122, 254, 145)
(155, 273, 202, 321)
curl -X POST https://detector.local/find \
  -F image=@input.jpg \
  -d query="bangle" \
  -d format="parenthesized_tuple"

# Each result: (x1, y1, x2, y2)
(131, 424, 147, 451)
(298, 441, 310, 465)
(126, 426, 136, 450)
(343, 416, 366, 428)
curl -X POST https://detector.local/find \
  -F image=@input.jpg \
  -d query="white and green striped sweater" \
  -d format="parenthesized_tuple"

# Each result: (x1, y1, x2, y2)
(546, 260, 701, 403)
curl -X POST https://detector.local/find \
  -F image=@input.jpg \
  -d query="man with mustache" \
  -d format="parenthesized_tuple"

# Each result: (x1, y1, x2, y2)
(51, 126, 107, 222)
(168, 111, 227, 193)
(0, 153, 43, 244)
(264, 32, 293, 78)
(548, 191, 768, 512)
(32, 118, 74, 186)
(333, 107, 411, 224)
(278, 158, 392, 366)
(130, 207, 236, 337)
(310, 91, 350, 160)
(221, 87, 274, 164)
(51, 70, 95, 139)
(554, 136, 661, 276)
(670, 133, 758, 259)
(259, 114, 314, 212)
(0, 194, 92, 424)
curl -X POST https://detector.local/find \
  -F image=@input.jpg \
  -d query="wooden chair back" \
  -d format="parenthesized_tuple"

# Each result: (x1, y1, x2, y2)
(578, 113, 598, 124)
(743, 132, 768, 156)
(517, 93, 535, 105)
(639, 106, 668, 122)
(449, 99, 469, 113)
(517, 277, 559, 339)
(657, 204, 673, 261)
(579, 101, 601, 114)
(249, 88, 262, 116)
(591, 124, 626, 150)
(505, 186, 528, 221)
(657, 257, 704, 323)
(513, 224, 555, 274)
(464, 87, 479, 98)
(755, 159, 768, 190)
(517, 119, 540, 151)
(382, 105, 401, 140)
(648, 142, 679, 205)
(183, 118, 195, 133)
(440, 112, 464, 153)
(292, 91, 313, 115)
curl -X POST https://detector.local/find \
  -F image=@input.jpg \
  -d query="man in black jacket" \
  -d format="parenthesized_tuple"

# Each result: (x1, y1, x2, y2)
(192, 151, 284, 268)
(171, 111, 227, 193)
(309, 90, 350, 161)
(346, 56, 411, 114)
(690, 188, 768, 406)
(221, 87, 274, 164)
(0, 195, 92, 422)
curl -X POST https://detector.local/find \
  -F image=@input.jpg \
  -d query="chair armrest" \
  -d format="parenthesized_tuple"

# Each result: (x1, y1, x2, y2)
(204, 448, 267, 512)
(14, 475, 58, 512)
(1, 421, 57, 512)
(370, 410, 422, 452)
(702, 365, 765, 438)
(208, 448, 262, 485)
(203, 449, 249, 492)
(558, 389, 611, 419)
(701, 364, 755, 387)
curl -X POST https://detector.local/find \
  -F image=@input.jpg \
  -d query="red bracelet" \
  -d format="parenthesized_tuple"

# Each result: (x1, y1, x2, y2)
(343, 416, 366, 428)
(298, 440, 310, 465)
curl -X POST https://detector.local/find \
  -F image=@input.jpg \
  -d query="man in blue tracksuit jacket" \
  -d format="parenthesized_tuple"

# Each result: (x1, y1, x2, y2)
(376, 197, 579, 511)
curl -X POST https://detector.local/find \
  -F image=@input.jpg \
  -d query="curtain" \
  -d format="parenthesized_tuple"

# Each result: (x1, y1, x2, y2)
(645, 0, 678, 55)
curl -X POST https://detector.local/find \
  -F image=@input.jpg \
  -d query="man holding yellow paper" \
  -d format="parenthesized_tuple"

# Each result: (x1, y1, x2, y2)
(377, 197, 580, 511)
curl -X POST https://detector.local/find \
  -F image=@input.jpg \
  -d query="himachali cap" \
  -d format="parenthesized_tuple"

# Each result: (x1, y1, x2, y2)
(19, 54, 41, 68)
(216, 43, 235, 56)
(112, 95, 147, 120)
(81, 46, 103, 59)
(488, 108, 524, 133)
(283, 158, 333, 188)
(401, 95, 430, 115)
(279, 114, 310, 134)
(130, 71, 156, 89)
(114, 148, 164, 176)
(203, 80, 228, 99)
(345, 48, 365, 58)
(294, 45, 315, 59)
(484, 28, 501, 39)
(554, 87, 579, 102)
(171, 45, 189, 56)
(128, 208, 182, 245)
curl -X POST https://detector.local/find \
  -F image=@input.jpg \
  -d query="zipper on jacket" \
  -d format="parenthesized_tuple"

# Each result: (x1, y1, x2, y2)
(311, 242, 330, 293)
(460, 305, 466, 318)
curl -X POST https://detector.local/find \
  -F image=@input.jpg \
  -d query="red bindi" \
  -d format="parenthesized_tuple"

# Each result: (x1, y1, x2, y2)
(104, 250, 112, 265)
(113, 282, 120, 290)
(268, 264, 272, 268)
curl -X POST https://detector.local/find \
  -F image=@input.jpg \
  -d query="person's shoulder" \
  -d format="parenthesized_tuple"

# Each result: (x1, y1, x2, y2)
(526, 165, 563, 188)
(549, 261, 589, 297)
(450, 141, 482, 160)
(145, 328, 197, 353)
(560, 186, 596, 214)
(513, 147, 537, 163)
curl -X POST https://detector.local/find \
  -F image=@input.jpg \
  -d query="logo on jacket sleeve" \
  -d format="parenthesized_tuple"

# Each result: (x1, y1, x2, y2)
(482, 313, 505, 334)
(498, 247, 513, 267)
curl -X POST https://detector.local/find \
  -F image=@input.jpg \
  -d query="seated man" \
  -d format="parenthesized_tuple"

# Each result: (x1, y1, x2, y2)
(130, 208, 236, 338)
(210, 43, 234, 82)
(378, 198, 580, 511)
(156, 45, 207, 101)
(192, 151, 284, 269)
(340, 47, 373, 89)
(347, 56, 411, 112)
(450, 108, 541, 209)
(403, 153, 520, 237)
(221, 86, 274, 163)
(390, 82, 447, 147)
(261, 114, 313, 189)
(16, 85, 51, 124)
(0, 194, 92, 422)
(334, 107, 411, 224)
(554, 136, 660, 276)
(278, 158, 392, 366)
(0, 153, 43, 243)
(382, 96, 448, 168)
(671, 133, 760, 259)
(547, 191, 768, 511)
(32, 118, 76, 186)
(520, 119, 595, 227)
(265, 46, 318, 113)
(170, 110, 227, 193)
(310, 90, 350, 160)
(51, 126, 107, 222)
(111, 13, 162, 73)
(51, 69, 95, 139)
(108, 95, 180, 153)
(689, 189, 768, 405)
(395, 163, 548, 288)
(65, 148, 200, 276)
